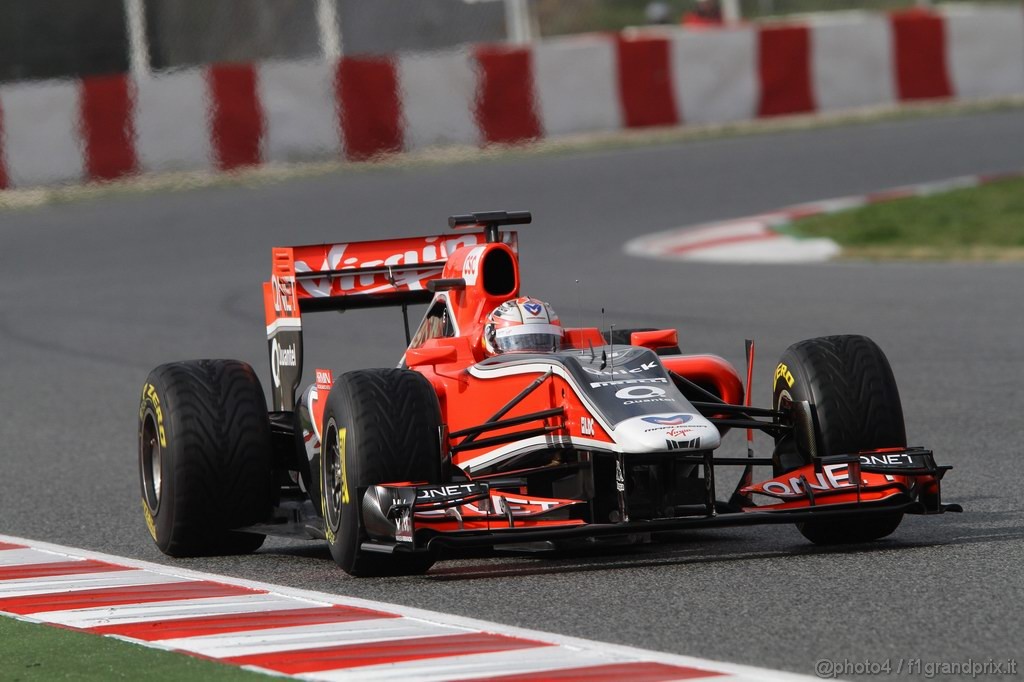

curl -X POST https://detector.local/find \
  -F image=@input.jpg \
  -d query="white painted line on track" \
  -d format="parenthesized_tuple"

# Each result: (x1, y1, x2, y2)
(624, 171, 1024, 264)
(0, 534, 819, 681)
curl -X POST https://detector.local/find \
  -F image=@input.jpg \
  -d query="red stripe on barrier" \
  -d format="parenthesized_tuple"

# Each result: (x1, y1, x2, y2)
(0, 98, 8, 190)
(0, 542, 25, 551)
(866, 188, 915, 202)
(336, 56, 403, 160)
(91, 605, 398, 641)
(474, 46, 542, 145)
(669, 231, 780, 254)
(784, 206, 827, 221)
(228, 632, 551, 674)
(0, 560, 132, 581)
(0, 580, 260, 615)
(208, 63, 264, 170)
(80, 74, 137, 182)
(615, 36, 679, 128)
(979, 172, 1021, 184)
(461, 661, 725, 682)
(891, 10, 952, 100)
(757, 25, 816, 117)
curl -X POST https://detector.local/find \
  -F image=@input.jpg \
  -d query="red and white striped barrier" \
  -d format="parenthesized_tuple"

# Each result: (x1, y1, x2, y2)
(0, 535, 813, 681)
(624, 171, 1024, 263)
(0, 6, 1021, 190)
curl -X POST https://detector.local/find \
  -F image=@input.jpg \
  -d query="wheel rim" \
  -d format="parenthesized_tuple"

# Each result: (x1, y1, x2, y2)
(323, 419, 343, 532)
(140, 411, 162, 512)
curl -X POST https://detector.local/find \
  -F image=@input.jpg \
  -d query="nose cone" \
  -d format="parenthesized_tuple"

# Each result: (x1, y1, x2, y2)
(615, 412, 721, 452)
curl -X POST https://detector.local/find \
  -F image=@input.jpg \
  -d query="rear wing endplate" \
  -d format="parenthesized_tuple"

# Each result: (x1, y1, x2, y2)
(263, 221, 521, 411)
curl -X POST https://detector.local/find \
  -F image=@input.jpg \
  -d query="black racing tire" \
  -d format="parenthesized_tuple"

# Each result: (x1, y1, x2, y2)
(607, 327, 681, 356)
(320, 368, 442, 577)
(138, 360, 274, 557)
(772, 335, 906, 545)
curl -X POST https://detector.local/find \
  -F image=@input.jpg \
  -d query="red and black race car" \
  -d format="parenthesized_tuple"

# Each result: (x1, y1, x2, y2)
(138, 211, 960, 576)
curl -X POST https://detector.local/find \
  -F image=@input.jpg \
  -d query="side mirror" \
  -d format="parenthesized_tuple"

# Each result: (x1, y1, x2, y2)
(406, 345, 458, 368)
(426, 278, 466, 293)
(630, 329, 679, 351)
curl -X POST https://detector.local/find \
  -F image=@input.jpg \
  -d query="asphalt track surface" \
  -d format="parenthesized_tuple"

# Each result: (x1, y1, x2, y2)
(2, 109, 1023, 680)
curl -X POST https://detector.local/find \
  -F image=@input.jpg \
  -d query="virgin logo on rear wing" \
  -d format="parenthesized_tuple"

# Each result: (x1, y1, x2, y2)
(262, 212, 525, 412)
(269, 231, 517, 313)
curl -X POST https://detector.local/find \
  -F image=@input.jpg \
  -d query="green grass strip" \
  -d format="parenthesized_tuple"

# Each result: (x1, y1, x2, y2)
(787, 176, 1024, 260)
(0, 615, 267, 681)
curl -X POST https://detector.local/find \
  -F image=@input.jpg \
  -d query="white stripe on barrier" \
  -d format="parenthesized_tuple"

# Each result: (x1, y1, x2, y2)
(162, 618, 461, 659)
(41, 594, 312, 628)
(135, 69, 211, 174)
(0, 548, 71, 567)
(399, 50, 479, 150)
(627, 219, 771, 255)
(0, 569, 187, 599)
(673, 26, 758, 125)
(946, 6, 1024, 100)
(0, 80, 82, 187)
(535, 35, 622, 136)
(812, 14, 896, 112)
(793, 196, 866, 215)
(309, 646, 624, 682)
(261, 59, 342, 163)
(679, 237, 840, 263)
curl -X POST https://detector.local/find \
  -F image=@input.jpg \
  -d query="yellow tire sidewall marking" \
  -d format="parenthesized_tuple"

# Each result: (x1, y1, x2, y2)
(774, 363, 795, 389)
(321, 420, 348, 546)
(141, 499, 158, 541)
(339, 426, 350, 505)
(140, 383, 168, 448)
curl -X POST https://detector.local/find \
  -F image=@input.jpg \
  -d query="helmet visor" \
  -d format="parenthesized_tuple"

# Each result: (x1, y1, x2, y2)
(494, 324, 562, 353)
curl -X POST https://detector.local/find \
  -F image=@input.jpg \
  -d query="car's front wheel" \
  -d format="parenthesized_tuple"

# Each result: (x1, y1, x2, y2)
(772, 335, 907, 544)
(320, 368, 442, 576)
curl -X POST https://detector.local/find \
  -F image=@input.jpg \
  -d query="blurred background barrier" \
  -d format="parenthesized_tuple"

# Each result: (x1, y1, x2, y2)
(0, 2, 1021, 188)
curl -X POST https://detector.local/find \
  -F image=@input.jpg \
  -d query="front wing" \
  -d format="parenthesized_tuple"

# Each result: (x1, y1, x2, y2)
(358, 448, 960, 555)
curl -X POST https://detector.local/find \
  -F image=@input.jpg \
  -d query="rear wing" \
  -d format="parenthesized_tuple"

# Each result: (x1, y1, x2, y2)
(263, 211, 528, 411)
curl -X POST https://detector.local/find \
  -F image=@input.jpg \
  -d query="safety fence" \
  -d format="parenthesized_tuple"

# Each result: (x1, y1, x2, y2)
(0, 5, 1020, 189)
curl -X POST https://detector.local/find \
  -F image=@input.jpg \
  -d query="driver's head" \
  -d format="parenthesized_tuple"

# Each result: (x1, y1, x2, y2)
(483, 297, 563, 355)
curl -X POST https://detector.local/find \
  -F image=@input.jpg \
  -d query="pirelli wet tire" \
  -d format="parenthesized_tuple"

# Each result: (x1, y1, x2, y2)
(320, 368, 442, 577)
(138, 360, 274, 556)
(772, 335, 906, 545)
(607, 327, 682, 356)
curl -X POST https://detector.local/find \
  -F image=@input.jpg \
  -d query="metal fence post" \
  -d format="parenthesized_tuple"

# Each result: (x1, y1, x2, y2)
(722, 0, 742, 23)
(317, 0, 343, 59)
(124, 0, 151, 79)
(505, 0, 534, 44)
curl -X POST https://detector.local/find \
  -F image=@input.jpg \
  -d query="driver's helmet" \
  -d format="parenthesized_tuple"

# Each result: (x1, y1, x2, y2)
(483, 297, 563, 355)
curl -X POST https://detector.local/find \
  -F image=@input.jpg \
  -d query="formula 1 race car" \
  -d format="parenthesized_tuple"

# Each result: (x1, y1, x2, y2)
(137, 211, 960, 576)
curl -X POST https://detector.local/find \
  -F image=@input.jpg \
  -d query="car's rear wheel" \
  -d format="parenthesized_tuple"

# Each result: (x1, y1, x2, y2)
(772, 335, 906, 544)
(320, 368, 442, 576)
(138, 360, 274, 556)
